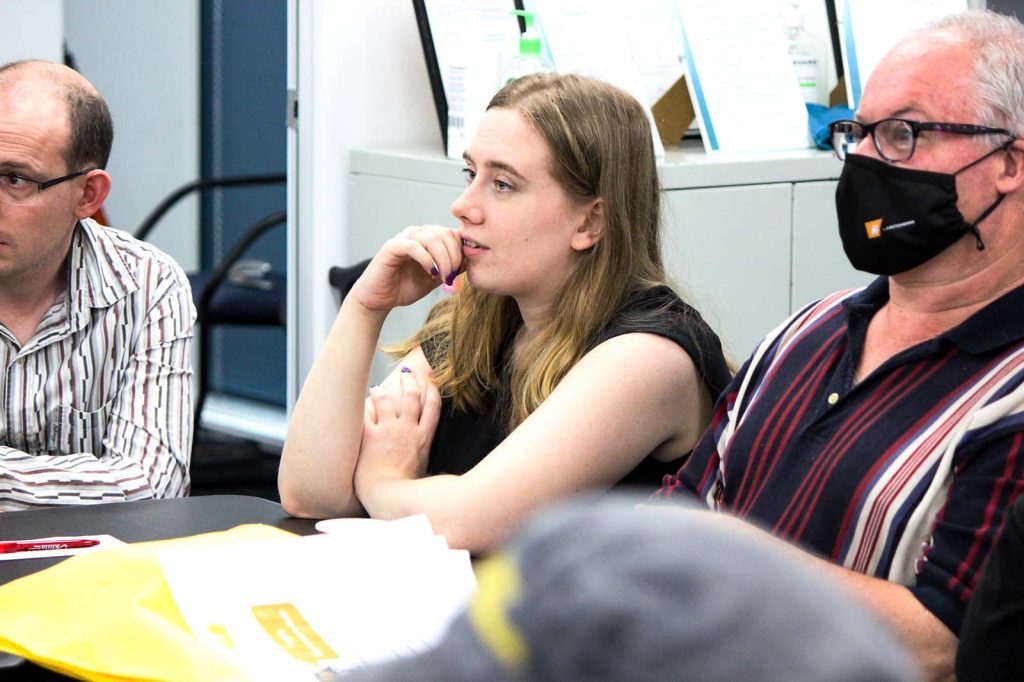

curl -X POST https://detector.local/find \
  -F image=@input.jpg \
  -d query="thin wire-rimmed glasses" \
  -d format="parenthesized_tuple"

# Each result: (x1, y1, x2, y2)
(828, 118, 1014, 162)
(0, 167, 96, 206)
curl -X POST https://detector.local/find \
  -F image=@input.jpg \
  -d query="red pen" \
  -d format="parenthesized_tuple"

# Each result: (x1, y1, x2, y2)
(0, 538, 100, 554)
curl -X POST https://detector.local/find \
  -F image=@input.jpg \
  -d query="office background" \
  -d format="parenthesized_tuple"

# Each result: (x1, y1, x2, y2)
(0, 0, 1010, 446)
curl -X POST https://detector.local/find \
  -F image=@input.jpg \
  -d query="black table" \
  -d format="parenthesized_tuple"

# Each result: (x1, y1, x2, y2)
(0, 494, 320, 679)
(0, 494, 319, 585)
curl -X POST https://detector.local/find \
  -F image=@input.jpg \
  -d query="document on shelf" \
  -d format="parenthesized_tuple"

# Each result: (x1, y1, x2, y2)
(673, 0, 811, 154)
(524, 0, 669, 157)
(158, 515, 476, 681)
(423, 0, 516, 160)
(525, 0, 684, 106)
(840, 0, 967, 109)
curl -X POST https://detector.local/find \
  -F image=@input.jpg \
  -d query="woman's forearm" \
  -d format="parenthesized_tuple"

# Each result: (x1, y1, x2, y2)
(356, 473, 503, 552)
(279, 295, 388, 518)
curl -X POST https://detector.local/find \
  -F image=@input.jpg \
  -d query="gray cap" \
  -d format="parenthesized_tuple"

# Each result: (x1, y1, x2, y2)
(341, 495, 920, 682)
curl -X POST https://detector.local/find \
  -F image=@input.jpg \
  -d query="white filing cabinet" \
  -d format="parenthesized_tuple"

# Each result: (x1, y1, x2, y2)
(348, 143, 872, 376)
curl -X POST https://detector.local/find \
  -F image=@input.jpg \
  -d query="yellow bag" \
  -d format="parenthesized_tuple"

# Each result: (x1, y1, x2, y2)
(0, 524, 294, 681)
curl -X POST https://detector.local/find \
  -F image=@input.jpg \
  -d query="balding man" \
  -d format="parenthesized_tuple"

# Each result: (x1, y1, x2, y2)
(657, 10, 1024, 680)
(0, 60, 194, 510)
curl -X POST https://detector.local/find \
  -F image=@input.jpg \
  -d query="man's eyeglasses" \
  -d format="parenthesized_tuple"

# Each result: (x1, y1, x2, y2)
(0, 167, 96, 206)
(828, 118, 1014, 162)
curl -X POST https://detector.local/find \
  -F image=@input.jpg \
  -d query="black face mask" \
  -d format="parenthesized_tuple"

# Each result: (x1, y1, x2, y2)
(834, 148, 1009, 275)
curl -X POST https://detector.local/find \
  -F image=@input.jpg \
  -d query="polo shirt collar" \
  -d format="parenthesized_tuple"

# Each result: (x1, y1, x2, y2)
(843, 277, 889, 310)
(947, 280, 1024, 354)
(842, 276, 1024, 355)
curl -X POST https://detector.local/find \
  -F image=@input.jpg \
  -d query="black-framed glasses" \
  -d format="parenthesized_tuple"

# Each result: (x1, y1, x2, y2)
(0, 167, 97, 206)
(828, 118, 1015, 162)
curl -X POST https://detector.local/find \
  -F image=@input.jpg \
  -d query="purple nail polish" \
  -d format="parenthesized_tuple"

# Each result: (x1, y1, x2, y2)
(400, 366, 412, 374)
(430, 266, 439, 277)
(445, 272, 457, 286)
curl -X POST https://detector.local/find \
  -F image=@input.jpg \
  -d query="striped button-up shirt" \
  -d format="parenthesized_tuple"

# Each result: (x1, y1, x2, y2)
(657, 277, 1024, 633)
(0, 219, 195, 510)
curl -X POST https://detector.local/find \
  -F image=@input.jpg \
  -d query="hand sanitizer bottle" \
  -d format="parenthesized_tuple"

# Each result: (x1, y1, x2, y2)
(781, 1, 827, 105)
(503, 10, 553, 84)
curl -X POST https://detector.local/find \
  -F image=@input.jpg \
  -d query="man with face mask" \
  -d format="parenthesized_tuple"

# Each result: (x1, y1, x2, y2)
(655, 10, 1024, 681)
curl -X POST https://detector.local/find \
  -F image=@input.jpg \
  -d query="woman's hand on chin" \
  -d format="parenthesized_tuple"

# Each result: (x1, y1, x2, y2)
(350, 225, 464, 313)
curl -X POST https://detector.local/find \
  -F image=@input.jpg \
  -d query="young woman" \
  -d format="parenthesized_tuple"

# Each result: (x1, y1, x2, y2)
(279, 73, 731, 552)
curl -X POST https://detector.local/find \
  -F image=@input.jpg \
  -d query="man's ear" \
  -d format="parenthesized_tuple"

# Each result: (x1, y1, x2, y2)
(570, 198, 604, 251)
(996, 140, 1024, 195)
(73, 169, 111, 220)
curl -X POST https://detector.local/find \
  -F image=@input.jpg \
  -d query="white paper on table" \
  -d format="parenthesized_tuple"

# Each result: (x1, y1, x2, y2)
(315, 512, 432, 540)
(524, 0, 667, 158)
(315, 514, 453, 554)
(673, 0, 811, 154)
(158, 517, 476, 681)
(0, 534, 125, 561)
(840, 0, 968, 110)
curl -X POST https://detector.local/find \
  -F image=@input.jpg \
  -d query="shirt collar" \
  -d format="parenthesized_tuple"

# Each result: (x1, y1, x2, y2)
(946, 280, 1024, 354)
(67, 219, 139, 328)
(842, 276, 1024, 355)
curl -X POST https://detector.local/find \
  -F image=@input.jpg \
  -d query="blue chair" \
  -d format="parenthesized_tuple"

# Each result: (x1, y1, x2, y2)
(134, 174, 286, 435)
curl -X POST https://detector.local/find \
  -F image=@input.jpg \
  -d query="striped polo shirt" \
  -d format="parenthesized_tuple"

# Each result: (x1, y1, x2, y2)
(657, 277, 1024, 633)
(0, 219, 196, 510)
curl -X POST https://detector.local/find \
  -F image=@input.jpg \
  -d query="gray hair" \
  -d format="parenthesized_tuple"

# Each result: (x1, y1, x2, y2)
(920, 10, 1024, 143)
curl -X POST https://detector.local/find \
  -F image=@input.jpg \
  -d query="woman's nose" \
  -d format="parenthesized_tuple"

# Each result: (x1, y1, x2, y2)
(450, 186, 483, 225)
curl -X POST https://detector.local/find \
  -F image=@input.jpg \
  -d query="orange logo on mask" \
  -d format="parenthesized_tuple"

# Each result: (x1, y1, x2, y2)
(864, 219, 883, 239)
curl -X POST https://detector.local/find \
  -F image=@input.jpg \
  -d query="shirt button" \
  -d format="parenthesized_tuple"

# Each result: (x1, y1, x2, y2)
(827, 392, 839, 405)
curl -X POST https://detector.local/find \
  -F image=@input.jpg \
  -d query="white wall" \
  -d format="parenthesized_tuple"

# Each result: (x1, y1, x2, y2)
(0, 1, 199, 270)
(0, 0, 63, 64)
(64, 0, 200, 271)
(291, 0, 438, 403)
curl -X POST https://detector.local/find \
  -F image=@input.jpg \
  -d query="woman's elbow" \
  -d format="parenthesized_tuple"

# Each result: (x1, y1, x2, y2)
(278, 474, 361, 520)
(277, 464, 310, 516)
(279, 487, 318, 518)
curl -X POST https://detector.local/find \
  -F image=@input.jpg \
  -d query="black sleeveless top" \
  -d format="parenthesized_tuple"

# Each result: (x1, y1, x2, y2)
(422, 285, 731, 489)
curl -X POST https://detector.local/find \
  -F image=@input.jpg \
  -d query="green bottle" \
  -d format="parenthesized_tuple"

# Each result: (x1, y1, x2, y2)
(503, 10, 553, 84)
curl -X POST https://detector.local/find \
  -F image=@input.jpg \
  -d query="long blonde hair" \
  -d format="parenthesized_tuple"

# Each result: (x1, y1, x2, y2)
(393, 73, 668, 431)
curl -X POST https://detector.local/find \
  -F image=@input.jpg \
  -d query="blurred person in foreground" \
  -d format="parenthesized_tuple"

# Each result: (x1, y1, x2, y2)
(339, 497, 919, 682)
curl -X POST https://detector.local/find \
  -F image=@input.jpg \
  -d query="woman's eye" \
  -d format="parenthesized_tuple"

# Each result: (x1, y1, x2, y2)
(494, 179, 512, 192)
(461, 167, 476, 183)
